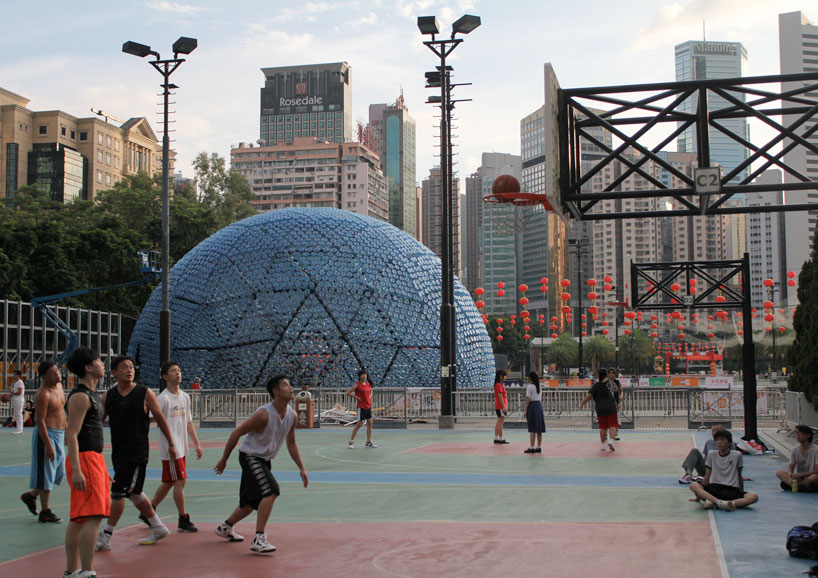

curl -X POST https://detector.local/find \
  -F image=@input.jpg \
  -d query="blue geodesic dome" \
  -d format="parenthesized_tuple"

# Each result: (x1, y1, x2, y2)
(128, 208, 494, 390)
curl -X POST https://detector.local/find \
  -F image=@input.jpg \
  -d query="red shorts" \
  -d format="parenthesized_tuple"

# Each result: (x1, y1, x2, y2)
(597, 413, 618, 429)
(66, 451, 111, 522)
(161, 456, 187, 483)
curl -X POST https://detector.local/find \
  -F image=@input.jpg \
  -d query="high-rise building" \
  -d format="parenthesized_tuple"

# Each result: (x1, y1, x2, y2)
(464, 168, 482, 293)
(675, 41, 750, 186)
(230, 137, 388, 221)
(747, 170, 786, 307)
(421, 166, 461, 277)
(0, 86, 170, 201)
(368, 95, 417, 237)
(259, 62, 352, 146)
(779, 11, 818, 303)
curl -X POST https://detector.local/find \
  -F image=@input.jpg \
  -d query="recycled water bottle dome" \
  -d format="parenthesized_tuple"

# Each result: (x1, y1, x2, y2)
(128, 208, 494, 389)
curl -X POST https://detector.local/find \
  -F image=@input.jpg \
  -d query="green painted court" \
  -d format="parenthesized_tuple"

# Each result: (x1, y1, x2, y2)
(0, 426, 814, 577)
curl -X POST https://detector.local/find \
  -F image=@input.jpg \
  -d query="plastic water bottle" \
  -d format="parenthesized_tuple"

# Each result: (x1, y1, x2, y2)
(793, 478, 798, 493)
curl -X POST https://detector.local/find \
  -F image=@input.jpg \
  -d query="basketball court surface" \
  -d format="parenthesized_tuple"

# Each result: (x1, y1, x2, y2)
(0, 427, 813, 577)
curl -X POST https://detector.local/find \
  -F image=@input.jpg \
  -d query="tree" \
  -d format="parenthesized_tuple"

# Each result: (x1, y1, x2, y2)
(620, 328, 655, 376)
(788, 232, 818, 407)
(545, 334, 577, 374)
(192, 152, 255, 229)
(583, 334, 615, 373)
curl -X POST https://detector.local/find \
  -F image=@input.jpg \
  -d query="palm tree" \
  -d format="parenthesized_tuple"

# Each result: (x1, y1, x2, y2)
(545, 334, 577, 374)
(620, 328, 655, 376)
(584, 335, 614, 372)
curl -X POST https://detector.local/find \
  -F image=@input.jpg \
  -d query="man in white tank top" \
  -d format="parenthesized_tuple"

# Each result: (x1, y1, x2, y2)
(213, 375, 309, 554)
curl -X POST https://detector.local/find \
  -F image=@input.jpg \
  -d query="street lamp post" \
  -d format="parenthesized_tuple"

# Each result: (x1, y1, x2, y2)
(569, 238, 590, 374)
(123, 37, 197, 367)
(418, 15, 480, 429)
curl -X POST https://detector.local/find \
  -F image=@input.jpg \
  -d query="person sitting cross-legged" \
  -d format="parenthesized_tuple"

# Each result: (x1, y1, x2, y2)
(689, 429, 758, 512)
(777, 424, 818, 492)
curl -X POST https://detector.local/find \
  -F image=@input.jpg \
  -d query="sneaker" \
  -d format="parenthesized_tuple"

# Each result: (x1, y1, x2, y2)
(614, 436, 621, 441)
(692, 475, 704, 483)
(178, 514, 198, 533)
(493, 439, 502, 444)
(702, 501, 716, 510)
(497, 439, 509, 444)
(215, 523, 244, 542)
(524, 448, 537, 454)
(535, 447, 542, 453)
(717, 499, 736, 512)
(250, 533, 276, 554)
(365, 441, 377, 448)
(63, 571, 79, 577)
(348, 440, 354, 449)
(607, 442, 616, 452)
(20, 492, 37, 515)
(38, 508, 62, 523)
(600, 443, 607, 451)
(78, 572, 98, 578)
(678, 473, 693, 484)
(12, 431, 23, 435)
(139, 524, 171, 545)
(96, 530, 112, 552)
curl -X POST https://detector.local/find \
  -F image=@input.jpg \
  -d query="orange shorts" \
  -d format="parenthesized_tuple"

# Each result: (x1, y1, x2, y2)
(66, 451, 111, 522)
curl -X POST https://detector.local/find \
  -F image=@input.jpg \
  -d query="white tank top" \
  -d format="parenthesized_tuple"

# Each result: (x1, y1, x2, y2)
(238, 403, 295, 460)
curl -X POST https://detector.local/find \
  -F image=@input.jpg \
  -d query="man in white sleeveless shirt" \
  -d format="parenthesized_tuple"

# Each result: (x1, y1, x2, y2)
(213, 375, 309, 554)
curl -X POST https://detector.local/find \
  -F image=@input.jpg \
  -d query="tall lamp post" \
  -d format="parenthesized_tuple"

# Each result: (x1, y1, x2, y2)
(123, 37, 197, 367)
(762, 278, 780, 375)
(418, 15, 480, 429)
(568, 238, 590, 374)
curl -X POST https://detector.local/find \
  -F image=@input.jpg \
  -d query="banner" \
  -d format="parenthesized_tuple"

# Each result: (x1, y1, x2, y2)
(671, 376, 699, 387)
(565, 379, 593, 388)
(542, 379, 560, 388)
(703, 376, 733, 389)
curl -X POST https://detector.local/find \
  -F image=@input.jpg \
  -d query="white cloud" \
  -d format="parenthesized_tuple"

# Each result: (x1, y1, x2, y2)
(145, 1, 204, 16)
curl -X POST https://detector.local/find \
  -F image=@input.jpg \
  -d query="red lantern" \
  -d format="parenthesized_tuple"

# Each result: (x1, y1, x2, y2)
(497, 335, 503, 341)
(737, 330, 744, 336)
(763, 278, 774, 288)
(602, 321, 609, 326)
(788, 280, 796, 287)
(670, 283, 681, 292)
(624, 320, 631, 327)
(581, 331, 587, 337)
(581, 314, 587, 320)
(541, 285, 549, 293)
(689, 279, 697, 286)
(650, 315, 658, 321)
(474, 287, 484, 296)
(518, 284, 529, 293)
(541, 277, 549, 284)
(581, 323, 586, 328)
(671, 311, 682, 320)
(715, 295, 726, 303)
(551, 316, 558, 322)
(550, 324, 558, 331)
(602, 329, 609, 335)
(604, 275, 612, 283)
(603, 284, 613, 291)
(587, 278, 597, 287)
(763, 300, 773, 309)
(561, 292, 571, 301)
(678, 333, 685, 340)
(764, 314, 774, 322)
(707, 333, 714, 339)
(475, 300, 485, 310)
(519, 297, 530, 306)
(690, 287, 697, 294)
(588, 306, 599, 315)
(651, 323, 657, 329)
(560, 279, 571, 287)
(497, 289, 505, 297)
(551, 333, 558, 339)
(521, 311, 530, 318)
(588, 291, 598, 300)
(496, 318, 503, 325)
(539, 319, 544, 325)
(788, 271, 796, 279)
(624, 311, 636, 320)
(497, 327, 503, 333)
(778, 327, 786, 333)
(765, 326, 772, 332)
(651, 332, 658, 338)
(497, 282, 505, 289)
(624, 329, 631, 335)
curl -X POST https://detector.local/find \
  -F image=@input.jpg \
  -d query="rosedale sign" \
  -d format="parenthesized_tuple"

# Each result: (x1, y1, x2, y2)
(280, 96, 323, 106)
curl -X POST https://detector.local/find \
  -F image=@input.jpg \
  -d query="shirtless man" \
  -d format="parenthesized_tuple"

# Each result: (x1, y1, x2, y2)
(20, 360, 66, 523)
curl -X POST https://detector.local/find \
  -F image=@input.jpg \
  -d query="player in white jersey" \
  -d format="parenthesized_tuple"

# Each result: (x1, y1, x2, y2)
(143, 361, 203, 532)
(213, 375, 308, 554)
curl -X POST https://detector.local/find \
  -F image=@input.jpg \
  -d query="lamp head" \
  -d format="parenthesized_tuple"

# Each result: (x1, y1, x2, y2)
(122, 41, 153, 58)
(417, 16, 440, 35)
(173, 36, 198, 55)
(452, 14, 481, 35)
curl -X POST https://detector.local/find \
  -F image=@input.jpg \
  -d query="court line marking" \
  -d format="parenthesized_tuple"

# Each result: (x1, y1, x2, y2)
(708, 510, 730, 578)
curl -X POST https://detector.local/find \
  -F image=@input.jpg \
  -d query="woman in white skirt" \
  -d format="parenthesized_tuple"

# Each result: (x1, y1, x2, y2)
(524, 372, 546, 454)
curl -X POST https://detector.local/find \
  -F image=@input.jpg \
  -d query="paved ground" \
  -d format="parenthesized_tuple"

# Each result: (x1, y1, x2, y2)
(0, 422, 812, 577)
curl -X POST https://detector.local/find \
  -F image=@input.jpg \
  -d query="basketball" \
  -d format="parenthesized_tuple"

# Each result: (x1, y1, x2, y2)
(492, 174, 520, 195)
(0, 392, 10, 403)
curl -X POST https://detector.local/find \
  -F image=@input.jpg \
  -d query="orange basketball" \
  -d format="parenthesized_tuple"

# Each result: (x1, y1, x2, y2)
(0, 392, 10, 403)
(492, 174, 521, 195)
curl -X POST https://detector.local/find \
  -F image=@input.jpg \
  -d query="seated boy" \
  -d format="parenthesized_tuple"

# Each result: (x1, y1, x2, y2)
(776, 424, 818, 492)
(689, 429, 758, 511)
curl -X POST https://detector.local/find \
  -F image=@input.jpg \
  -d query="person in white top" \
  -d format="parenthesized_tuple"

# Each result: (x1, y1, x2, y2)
(11, 370, 25, 435)
(145, 361, 203, 533)
(776, 424, 818, 492)
(213, 375, 308, 554)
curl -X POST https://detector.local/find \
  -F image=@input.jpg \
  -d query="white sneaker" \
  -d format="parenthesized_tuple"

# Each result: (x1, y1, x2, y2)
(607, 442, 615, 452)
(600, 443, 606, 451)
(215, 523, 244, 542)
(139, 524, 171, 545)
(365, 441, 377, 448)
(702, 501, 716, 510)
(96, 530, 112, 551)
(348, 440, 354, 449)
(12, 431, 23, 435)
(250, 533, 276, 554)
(78, 572, 98, 578)
(717, 499, 736, 512)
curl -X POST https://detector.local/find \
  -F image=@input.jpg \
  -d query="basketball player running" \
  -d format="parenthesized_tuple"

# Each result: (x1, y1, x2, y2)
(96, 356, 176, 550)
(214, 375, 308, 554)
(20, 360, 66, 523)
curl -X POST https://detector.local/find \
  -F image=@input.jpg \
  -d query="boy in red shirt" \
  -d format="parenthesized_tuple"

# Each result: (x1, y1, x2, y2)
(345, 370, 376, 448)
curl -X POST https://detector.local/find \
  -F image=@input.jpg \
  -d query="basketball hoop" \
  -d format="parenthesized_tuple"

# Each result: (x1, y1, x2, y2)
(483, 192, 555, 212)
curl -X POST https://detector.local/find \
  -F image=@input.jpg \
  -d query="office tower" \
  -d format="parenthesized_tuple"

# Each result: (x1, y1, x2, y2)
(1, 87, 170, 201)
(464, 169, 482, 293)
(231, 138, 388, 221)
(421, 166, 461, 278)
(675, 41, 750, 185)
(368, 95, 417, 237)
(779, 11, 818, 304)
(259, 62, 352, 146)
(746, 170, 786, 307)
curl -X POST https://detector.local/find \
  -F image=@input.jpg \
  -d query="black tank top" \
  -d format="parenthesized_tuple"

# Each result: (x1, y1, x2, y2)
(66, 385, 104, 453)
(105, 384, 150, 463)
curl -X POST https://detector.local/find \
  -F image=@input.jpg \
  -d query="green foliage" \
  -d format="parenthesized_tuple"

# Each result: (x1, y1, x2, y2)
(545, 333, 578, 372)
(620, 328, 655, 376)
(192, 152, 255, 229)
(789, 232, 818, 407)
(583, 334, 615, 372)
(484, 314, 547, 371)
(0, 155, 255, 347)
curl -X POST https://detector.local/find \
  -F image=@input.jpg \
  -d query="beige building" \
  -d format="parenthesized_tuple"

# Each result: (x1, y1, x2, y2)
(421, 166, 461, 278)
(230, 137, 388, 222)
(0, 86, 170, 202)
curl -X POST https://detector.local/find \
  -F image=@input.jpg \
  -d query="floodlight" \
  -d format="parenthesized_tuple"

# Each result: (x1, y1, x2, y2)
(172, 36, 198, 55)
(452, 15, 481, 35)
(122, 41, 152, 58)
(417, 16, 440, 35)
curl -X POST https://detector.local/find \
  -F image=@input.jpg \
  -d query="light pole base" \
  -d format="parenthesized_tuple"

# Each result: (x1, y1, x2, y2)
(438, 415, 456, 429)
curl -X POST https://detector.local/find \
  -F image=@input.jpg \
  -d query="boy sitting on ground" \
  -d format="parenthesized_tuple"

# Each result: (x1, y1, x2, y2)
(777, 424, 818, 492)
(689, 429, 758, 511)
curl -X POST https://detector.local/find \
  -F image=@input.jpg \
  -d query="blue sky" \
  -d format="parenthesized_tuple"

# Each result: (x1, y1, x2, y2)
(0, 0, 810, 183)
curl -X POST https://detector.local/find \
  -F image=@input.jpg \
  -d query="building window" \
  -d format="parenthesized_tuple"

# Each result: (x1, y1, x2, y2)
(98, 150, 103, 162)
(79, 131, 88, 141)
(115, 140, 120, 151)
(39, 125, 47, 135)
(106, 174, 112, 185)
(98, 132, 104, 144)
(115, 156, 120, 168)
(70, 130, 76, 140)
(106, 153, 112, 166)
(61, 126, 67, 137)
(106, 136, 112, 148)
(97, 170, 103, 183)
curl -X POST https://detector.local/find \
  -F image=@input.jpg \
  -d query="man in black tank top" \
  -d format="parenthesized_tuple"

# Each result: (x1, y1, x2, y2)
(64, 347, 110, 578)
(96, 356, 177, 550)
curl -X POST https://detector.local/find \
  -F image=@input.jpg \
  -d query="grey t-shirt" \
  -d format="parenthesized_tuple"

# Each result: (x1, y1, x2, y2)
(705, 449, 743, 488)
(790, 444, 818, 474)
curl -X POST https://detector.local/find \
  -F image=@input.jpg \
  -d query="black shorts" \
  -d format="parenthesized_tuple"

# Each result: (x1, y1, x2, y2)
(239, 452, 280, 510)
(358, 408, 372, 422)
(110, 460, 147, 499)
(495, 409, 507, 418)
(703, 483, 746, 501)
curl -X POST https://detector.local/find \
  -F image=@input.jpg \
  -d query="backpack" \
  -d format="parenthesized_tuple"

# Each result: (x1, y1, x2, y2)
(787, 524, 818, 559)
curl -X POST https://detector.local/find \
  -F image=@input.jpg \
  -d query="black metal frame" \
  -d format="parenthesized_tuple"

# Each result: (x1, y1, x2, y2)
(559, 72, 818, 220)
(630, 254, 760, 441)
